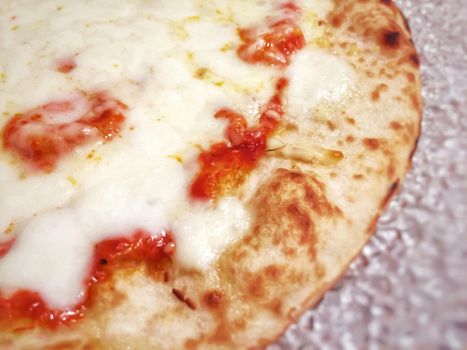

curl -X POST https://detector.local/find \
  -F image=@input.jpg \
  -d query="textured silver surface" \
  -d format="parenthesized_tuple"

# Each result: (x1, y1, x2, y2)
(273, 1, 467, 349)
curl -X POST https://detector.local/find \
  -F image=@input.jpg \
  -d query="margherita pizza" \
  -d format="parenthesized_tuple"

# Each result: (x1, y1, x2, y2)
(0, 0, 421, 349)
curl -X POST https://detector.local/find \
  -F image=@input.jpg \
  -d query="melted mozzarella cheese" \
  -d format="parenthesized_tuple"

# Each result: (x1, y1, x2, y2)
(285, 49, 357, 117)
(172, 197, 251, 271)
(227, 1, 278, 27)
(0, 0, 350, 309)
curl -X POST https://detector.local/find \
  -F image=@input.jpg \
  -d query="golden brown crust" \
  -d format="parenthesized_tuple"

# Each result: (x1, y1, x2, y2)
(0, 0, 421, 348)
(329, 0, 419, 64)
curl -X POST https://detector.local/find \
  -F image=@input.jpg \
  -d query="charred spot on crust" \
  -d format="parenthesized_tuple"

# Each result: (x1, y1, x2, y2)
(381, 29, 401, 48)
(410, 53, 420, 67)
(329, 2, 420, 68)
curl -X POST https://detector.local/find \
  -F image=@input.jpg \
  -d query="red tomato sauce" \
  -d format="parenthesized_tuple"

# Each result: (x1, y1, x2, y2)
(237, 6, 305, 67)
(190, 78, 289, 200)
(0, 239, 15, 259)
(191, 3, 304, 199)
(280, 1, 302, 13)
(0, 231, 173, 330)
(2, 92, 127, 172)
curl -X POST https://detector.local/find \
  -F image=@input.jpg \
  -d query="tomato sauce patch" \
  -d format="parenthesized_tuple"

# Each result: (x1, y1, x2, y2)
(0, 231, 173, 330)
(2, 92, 127, 172)
(190, 78, 289, 200)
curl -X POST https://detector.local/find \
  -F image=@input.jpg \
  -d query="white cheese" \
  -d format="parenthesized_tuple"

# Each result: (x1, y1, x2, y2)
(227, 1, 278, 27)
(285, 48, 357, 117)
(172, 197, 251, 271)
(0, 209, 91, 308)
(0, 0, 348, 310)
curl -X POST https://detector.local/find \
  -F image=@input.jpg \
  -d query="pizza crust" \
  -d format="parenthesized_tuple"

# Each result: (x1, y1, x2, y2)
(0, 0, 421, 348)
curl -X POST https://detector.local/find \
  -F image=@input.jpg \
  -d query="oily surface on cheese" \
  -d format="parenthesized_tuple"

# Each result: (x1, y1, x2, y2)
(0, 0, 422, 349)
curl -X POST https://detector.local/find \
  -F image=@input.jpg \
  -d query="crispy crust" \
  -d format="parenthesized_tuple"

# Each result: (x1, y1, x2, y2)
(0, 0, 421, 348)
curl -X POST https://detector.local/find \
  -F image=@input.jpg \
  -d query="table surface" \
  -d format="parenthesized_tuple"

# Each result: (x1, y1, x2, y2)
(273, 1, 467, 349)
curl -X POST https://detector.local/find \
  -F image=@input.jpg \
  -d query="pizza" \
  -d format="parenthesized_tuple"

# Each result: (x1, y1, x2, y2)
(0, 0, 421, 349)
